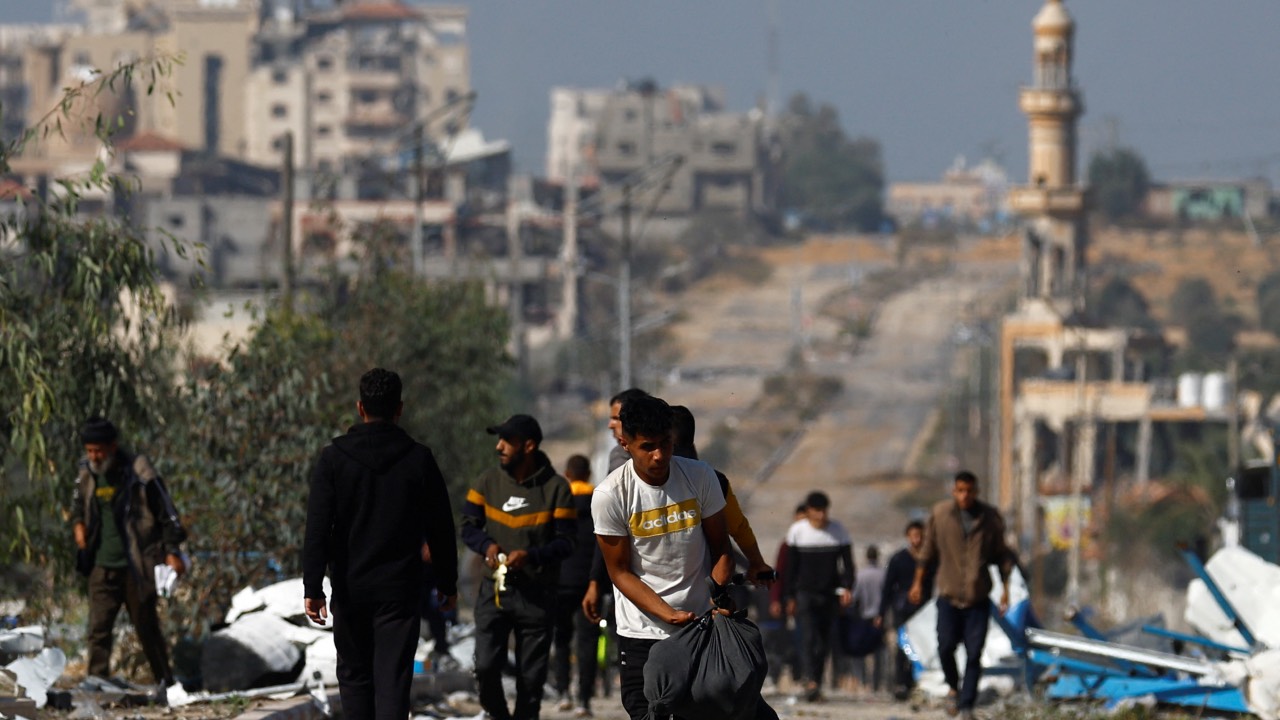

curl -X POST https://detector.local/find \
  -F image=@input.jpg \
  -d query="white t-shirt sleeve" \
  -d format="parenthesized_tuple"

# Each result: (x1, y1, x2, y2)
(696, 464, 726, 518)
(591, 482, 629, 537)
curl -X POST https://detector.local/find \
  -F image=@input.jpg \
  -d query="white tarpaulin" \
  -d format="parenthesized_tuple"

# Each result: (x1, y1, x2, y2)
(1184, 546, 1280, 650)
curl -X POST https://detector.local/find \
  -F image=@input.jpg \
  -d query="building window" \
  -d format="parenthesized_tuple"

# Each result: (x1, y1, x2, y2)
(316, 55, 333, 71)
(355, 89, 377, 104)
(711, 141, 736, 156)
(317, 90, 332, 104)
(316, 124, 332, 138)
(271, 135, 285, 151)
(271, 68, 288, 85)
(617, 141, 636, 156)
(271, 103, 288, 118)
(168, 214, 185, 228)
(445, 88, 459, 103)
(624, 109, 638, 122)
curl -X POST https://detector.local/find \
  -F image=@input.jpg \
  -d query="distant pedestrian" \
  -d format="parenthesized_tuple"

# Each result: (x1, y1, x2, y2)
(607, 388, 651, 474)
(550, 454, 601, 718)
(461, 414, 576, 720)
(908, 471, 1017, 720)
(851, 545, 886, 693)
(73, 416, 188, 688)
(767, 504, 808, 687)
(883, 520, 932, 700)
(303, 368, 459, 720)
(669, 405, 774, 585)
(781, 491, 854, 703)
(582, 388, 652, 625)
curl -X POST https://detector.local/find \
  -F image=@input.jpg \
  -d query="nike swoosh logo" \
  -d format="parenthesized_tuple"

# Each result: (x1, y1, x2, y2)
(502, 497, 529, 512)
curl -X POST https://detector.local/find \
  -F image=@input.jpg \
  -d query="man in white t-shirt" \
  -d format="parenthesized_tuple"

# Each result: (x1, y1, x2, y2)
(591, 394, 733, 720)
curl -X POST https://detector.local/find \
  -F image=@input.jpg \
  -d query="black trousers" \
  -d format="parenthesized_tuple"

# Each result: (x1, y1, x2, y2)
(936, 597, 990, 711)
(551, 587, 600, 705)
(87, 565, 171, 684)
(793, 591, 837, 687)
(617, 636, 661, 720)
(474, 579, 554, 720)
(332, 596, 419, 720)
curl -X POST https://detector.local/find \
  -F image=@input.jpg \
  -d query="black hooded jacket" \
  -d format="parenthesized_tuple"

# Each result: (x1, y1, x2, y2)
(303, 421, 458, 603)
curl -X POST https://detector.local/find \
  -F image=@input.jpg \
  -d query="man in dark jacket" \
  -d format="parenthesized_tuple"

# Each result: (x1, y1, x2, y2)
(303, 369, 459, 720)
(550, 454, 599, 717)
(461, 414, 575, 720)
(72, 416, 187, 687)
(882, 519, 931, 700)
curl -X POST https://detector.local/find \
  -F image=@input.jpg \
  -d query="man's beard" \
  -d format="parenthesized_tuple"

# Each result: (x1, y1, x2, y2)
(500, 449, 526, 474)
(89, 455, 115, 475)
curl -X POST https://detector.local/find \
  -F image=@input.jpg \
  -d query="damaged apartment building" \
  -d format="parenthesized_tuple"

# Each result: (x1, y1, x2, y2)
(5, 0, 512, 292)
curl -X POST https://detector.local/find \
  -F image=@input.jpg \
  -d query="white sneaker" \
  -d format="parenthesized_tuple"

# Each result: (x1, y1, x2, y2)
(572, 707, 592, 718)
(556, 695, 574, 711)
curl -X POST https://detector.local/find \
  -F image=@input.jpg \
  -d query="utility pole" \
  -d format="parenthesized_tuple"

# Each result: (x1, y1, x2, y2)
(282, 130, 295, 313)
(558, 168, 579, 339)
(619, 183, 633, 389)
(410, 124, 424, 277)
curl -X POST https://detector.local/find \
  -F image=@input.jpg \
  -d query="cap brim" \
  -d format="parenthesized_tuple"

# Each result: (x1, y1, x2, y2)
(485, 425, 503, 435)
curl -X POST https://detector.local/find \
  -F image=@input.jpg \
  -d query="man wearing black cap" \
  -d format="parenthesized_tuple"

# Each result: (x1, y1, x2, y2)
(303, 368, 459, 720)
(461, 414, 575, 720)
(72, 415, 187, 687)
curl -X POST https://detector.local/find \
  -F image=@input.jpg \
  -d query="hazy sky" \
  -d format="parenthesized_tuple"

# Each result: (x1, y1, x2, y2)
(4, 1, 1279, 185)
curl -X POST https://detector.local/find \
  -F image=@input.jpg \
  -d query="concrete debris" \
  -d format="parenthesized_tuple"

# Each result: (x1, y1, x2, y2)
(0, 627, 43, 661)
(4, 647, 66, 708)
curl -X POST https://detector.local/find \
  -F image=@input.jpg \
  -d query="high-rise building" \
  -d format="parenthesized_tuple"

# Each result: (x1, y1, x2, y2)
(243, 1, 471, 180)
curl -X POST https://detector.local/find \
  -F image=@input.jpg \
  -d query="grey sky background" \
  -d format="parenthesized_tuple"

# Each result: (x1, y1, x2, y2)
(3, 1, 1278, 185)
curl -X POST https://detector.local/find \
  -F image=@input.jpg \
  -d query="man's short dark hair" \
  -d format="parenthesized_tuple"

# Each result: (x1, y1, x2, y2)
(866, 545, 879, 563)
(564, 454, 591, 481)
(670, 405, 697, 458)
(359, 368, 402, 419)
(805, 491, 830, 510)
(619, 394, 672, 440)
(610, 387, 651, 408)
(905, 519, 925, 534)
(954, 470, 978, 486)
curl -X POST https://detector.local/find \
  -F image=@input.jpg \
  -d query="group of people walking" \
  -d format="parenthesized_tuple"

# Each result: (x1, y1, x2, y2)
(71, 367, 1018, 720)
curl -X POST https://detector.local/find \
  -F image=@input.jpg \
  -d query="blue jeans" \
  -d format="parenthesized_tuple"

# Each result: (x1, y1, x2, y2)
(935, 597, 989, 711)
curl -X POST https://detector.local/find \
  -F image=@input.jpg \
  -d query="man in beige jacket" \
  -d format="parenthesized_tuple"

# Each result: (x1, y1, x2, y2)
(908, 471, 1017, 719)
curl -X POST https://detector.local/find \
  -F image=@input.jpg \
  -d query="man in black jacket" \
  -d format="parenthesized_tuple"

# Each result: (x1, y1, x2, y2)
(72, 416, 187, 687)
(303, 369, 459, 720)
(550, 454, 599, 717)
(882, 520, 932, 700)
(461, 414, 575, 720)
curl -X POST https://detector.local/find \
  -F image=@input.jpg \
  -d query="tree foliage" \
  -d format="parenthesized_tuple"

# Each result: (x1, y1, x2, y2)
(1257, 270, 1280, 338)
(1089, 277, 1159, 332)
(0, 60, 513, 647)
(778, 93, 885, 232)
(0, 59, 185, 590)
(1170, 277, 1238, 371)
(1088, 147, 1151, 221)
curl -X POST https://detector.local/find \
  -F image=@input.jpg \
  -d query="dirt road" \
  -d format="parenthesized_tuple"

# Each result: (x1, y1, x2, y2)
(662, 236, 1019, 556)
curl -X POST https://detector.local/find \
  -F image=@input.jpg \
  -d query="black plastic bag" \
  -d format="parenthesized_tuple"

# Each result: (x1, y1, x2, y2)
(643, 609, 771, 720)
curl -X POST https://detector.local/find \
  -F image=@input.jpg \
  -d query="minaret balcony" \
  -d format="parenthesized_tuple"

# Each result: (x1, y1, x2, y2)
(1009, 186, 1085, 215)
(1019, 87, 1082, 117)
